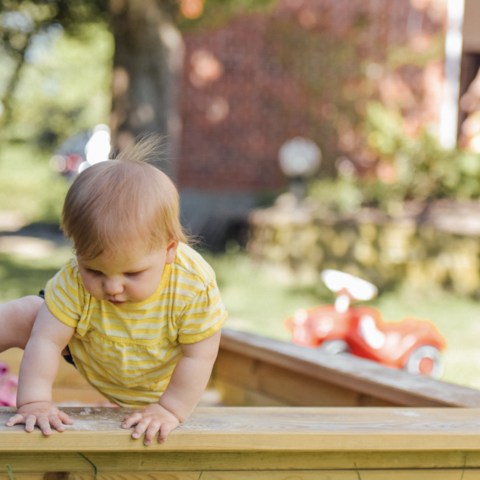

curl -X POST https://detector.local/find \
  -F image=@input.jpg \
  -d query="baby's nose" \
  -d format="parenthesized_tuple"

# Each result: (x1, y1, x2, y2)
(103, 277, 124, 295)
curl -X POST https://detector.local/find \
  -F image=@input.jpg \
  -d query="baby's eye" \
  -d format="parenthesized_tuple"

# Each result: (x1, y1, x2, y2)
(87, 269, 103, 276)
(126, 271, 144, 278)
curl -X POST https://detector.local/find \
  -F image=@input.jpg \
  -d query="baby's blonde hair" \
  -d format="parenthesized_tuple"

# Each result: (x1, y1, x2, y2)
(62, 137, 186, 260)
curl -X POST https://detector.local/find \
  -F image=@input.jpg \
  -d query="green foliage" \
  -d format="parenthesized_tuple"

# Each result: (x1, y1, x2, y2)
(384, 35, 445, 70)
(7, 23, 113, 146)
(0, 143, 68, 223)
(0, 0, 110, 140)
(365, 102, 480, 203)
(310, 102, 480, 214)
(308, 177, 364, 215)
(365, 102, 407, 156)
(0, 0, 110, 32)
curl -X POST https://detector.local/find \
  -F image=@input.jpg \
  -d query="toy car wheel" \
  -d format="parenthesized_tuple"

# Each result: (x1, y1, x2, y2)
(405, 345, 443, 378)
(319, 339, 350, 355)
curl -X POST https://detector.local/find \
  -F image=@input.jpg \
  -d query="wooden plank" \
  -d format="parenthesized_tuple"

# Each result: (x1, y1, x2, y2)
(213, 378, 286, 406)
(2, 450, 480, 472)
(0, 453, 89, 472)
(92, 475, 199, 480)
(3, 471, 477, 480)
(0, 474, 200, 480)
(2, 407, 480, 453)
(215, 329, 480, 407)
(201, 472, 475, 480)
(358, 472, 475, 480)
(213, 351, 394, 407)
(202, 473, 361, 480)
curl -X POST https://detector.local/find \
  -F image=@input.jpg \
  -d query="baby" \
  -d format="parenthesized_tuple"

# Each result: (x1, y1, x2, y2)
(2, 138, 227, 445)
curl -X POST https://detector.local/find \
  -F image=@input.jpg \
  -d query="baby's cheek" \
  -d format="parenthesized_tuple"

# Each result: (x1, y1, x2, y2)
(130, 281, 157, 302)
(82, 278, 100, 297)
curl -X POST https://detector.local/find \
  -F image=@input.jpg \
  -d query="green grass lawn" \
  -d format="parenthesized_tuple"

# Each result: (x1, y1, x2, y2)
(0, 144, 68, 224)
(0, 248, 72, 300)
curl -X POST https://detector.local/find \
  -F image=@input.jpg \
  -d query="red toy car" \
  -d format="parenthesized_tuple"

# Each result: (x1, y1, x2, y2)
(285, 269, 446, 377)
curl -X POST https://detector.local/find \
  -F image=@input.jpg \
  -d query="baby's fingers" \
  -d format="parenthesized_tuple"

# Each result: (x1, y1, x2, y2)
(48, 414, 71, 433)
(36, 416, 54, 435)
(130, 418, 151, 441)
(5, 413, 27, 428)
(121, 411, 143, 429)
(6, 414, 44, 434)
(132, 419, 175, 445)
(5, 412, 71, 436)
(143, 421, 162, 446)
(158, 420, 178, 444)
(57, 410, 74, 426)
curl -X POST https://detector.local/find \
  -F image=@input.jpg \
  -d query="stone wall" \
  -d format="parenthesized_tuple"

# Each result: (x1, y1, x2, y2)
(248, 198, 480, 296)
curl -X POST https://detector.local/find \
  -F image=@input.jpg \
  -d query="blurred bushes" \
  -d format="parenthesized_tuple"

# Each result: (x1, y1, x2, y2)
(250, 101, 480, 296)
(1, 22, 112, 150)
(309, 102, 480, 216)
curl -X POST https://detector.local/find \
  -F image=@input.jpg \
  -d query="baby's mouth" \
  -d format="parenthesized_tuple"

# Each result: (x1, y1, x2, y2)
(108, 298, 125, 305)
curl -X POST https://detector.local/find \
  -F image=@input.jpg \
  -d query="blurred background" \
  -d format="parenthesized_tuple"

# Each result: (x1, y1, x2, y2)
(1, 0, 480, 388)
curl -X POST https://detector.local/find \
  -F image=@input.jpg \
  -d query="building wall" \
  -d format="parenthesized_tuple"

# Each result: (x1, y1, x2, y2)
(177, 0, 448, 248)
(178, 0, 447, 193)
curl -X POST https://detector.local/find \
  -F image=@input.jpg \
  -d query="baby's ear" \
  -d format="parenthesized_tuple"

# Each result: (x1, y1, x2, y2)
(165, 241, 178, 264)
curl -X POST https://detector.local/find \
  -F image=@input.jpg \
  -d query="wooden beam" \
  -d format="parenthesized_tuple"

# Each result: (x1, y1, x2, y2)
(213, 329, 480, 407)
(3, 330, 479, 409)
(1, 406, 480, 477)
(1, 406, 480, 452)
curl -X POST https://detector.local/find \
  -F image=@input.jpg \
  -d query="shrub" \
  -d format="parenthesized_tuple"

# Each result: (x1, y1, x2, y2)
(310, 102, 480, 214)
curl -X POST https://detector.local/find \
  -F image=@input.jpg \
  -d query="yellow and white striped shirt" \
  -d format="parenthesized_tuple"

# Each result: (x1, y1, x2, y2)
(45, 243, 227, 407)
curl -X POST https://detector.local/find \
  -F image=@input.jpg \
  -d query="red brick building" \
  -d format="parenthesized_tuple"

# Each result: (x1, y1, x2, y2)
(176, 0, 460, 248)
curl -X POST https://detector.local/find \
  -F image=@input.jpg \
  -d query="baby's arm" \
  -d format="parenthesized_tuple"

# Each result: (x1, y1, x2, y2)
(122, 330, 221, 445)
(6, 303, 74, 435)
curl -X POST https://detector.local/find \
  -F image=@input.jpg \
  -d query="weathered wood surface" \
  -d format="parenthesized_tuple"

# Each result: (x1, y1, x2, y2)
(1, 406, 480, 452)
(213, 328, 480, 407)
(2, 407, 480, 478)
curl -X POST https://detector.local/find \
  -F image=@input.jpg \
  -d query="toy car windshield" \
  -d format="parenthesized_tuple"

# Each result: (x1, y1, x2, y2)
(321, 269, 378, 301)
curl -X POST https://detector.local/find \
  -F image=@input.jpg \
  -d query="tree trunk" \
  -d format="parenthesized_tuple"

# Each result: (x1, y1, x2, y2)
(109, 0, 184, 177)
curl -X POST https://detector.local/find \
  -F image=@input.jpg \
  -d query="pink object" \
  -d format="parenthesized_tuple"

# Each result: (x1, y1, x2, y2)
(0, 362, 18, 407)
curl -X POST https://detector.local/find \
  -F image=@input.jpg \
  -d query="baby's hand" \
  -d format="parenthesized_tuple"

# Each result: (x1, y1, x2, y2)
(5, 401, 73, 435)
(121, 404, 180, 446)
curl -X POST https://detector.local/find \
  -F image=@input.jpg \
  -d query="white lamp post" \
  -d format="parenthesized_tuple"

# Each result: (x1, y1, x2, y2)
(278, 137, 321, 202)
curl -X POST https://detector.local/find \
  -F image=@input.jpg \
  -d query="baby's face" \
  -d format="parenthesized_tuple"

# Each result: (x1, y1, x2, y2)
(76, 241, 177, 305)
